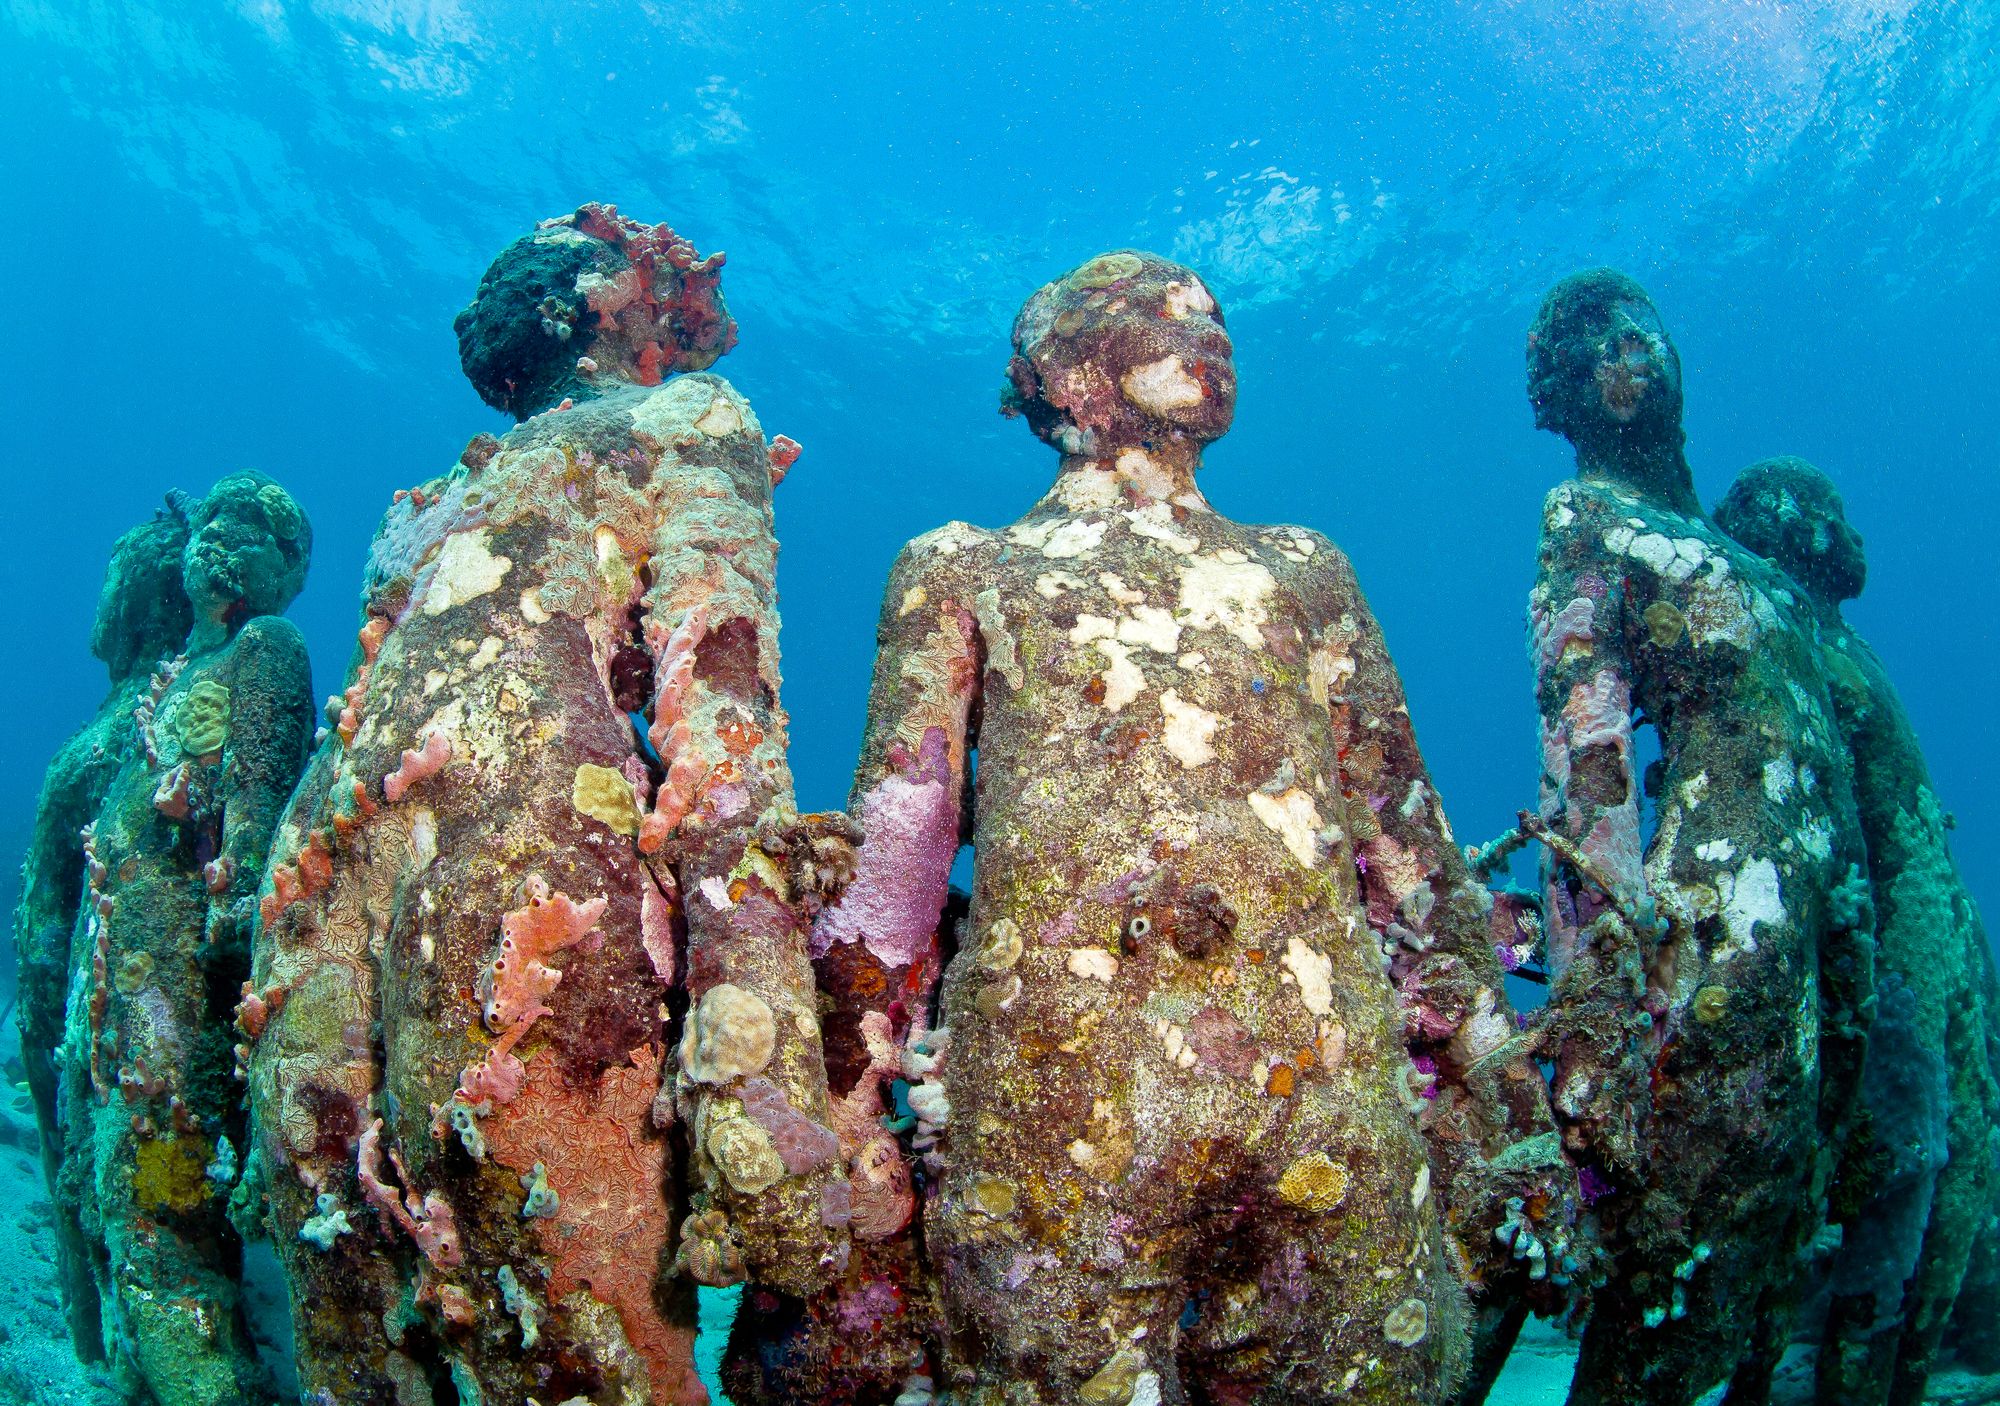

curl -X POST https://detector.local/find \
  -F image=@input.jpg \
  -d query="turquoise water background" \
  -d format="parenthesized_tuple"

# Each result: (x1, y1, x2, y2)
(1, 2, 1996, 1402)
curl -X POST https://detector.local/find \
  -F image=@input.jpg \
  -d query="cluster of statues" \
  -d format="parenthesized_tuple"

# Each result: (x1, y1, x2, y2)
(13, 206, 1995, 1406)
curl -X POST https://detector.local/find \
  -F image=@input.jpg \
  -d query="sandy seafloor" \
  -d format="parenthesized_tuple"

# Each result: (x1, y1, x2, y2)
(0, 1011, 1991, 1406)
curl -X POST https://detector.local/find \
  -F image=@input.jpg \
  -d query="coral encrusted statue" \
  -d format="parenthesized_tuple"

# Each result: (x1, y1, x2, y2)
(1715, 456, 1998, 1403)
(751, 250, 1573, 1406)
(57, 471, 315, 1405)
(242, 203, 846, 1406)
(1525, 270, 1873, 1404)
(16, 505, 194, 1361)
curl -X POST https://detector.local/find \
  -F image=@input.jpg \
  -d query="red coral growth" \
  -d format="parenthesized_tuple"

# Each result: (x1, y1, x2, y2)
(356, 1118, 463, 1270)
(767, 434, 802, 486)
(480, 878, 607, 1038)
(551, 201, 738, 380)
(383, 729, 453, 803)
(485, 1045, 698, 1403)
(261, 828, 334, 928)
(336, 617, 393, 745)
(234, 982, 289, 1040)
(452, 879, 607, 1115)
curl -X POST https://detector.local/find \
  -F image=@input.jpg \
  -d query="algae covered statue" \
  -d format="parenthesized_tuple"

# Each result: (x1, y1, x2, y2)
(1714, 458, 1998, 1403)
(15, 505, 195, 1361)
(243, 203, 848, 1406)
(750, 250, 1573, 1406)
(1524, 271, 1874, 1404)
(52, 472, 316, 1405)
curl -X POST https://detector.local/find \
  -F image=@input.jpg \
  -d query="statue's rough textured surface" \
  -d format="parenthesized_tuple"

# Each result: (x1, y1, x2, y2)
(1715, 457, 1998, 1403)
(734, 251, 1574, 1406)
(55, 472, 315, 1405)
(1525, 271, 1874, 1405)
(242, 204, 843, 1406)
(15, 506, 195, 1363)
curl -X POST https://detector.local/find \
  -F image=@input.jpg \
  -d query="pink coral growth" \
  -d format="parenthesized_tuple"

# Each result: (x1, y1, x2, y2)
(357, 1118, 463, 1269)
(201, 854, 235, 896)
(811, 726, 956, 969)
(1563, 669, 1633, 755)
(847, 1133, 914, 1241)
(639, 865, 679, 987)
(383, 729, 452, 803)
(1532, 595, 1596, 676)
(152, 763, 192, 819)
(639, 604, 710, 855)
(737, 1078, 840, 1176)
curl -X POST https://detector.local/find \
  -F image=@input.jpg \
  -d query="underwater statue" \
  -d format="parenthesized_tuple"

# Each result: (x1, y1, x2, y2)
(14, 504, 195, 1361)
(52, 471, 316, 1406)
(1713, 457, 1998, 1404)
(242, 203, 846, 1406)
(1524, 270, 1875, 1405)
(734, 250, 1574, 1406)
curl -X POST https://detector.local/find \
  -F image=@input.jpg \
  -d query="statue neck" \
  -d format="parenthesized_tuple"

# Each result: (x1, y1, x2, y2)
(1050, 443, 1208, 511)
(1574, 433, 1702, 518)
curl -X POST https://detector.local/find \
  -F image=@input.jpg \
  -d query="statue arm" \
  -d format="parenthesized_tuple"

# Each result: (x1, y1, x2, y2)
(639, 388, 854, 1296)
(813, 538, 979, 1222)
(212, 618, 315, 957)
(1330, 550, 1579, 1301)
(1527, 486, 1655, 1193)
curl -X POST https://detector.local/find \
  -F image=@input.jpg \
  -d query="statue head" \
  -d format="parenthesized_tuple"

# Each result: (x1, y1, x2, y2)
(1002, 251, 1235, 461)
(182, 472, 312, 646)
(91, 504, 194, 681)
(1714, 456, 1866, 605)
(455, 202, 739, 421)
(1527, 268, 1684, 455)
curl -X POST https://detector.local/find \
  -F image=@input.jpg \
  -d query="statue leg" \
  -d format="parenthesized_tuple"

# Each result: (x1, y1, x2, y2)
(1181, 1094, 1460, 1406)
(1887, 1002, 1995, 1403)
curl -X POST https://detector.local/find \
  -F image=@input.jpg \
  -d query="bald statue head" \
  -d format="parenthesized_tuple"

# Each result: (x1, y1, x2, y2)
(91, 506, 195, 682)
(1528, 268, 1685, 457)
(183, 471, 313, 648)
(1002, 250, 1235, 463)
(1714, 456, 1866, 605)
(455, 202, 739, 421)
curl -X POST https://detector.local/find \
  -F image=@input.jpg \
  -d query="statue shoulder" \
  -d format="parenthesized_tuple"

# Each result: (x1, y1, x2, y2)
(225, 615, 312, 688)
(899, 520, 999, 570)
(627, 372, 763, 447)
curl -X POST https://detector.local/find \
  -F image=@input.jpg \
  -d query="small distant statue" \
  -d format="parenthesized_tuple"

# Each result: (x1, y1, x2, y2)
(1524, 270, 1874, 1404)
(243, 204, 844, 1405)
(1715, 456, 1998, 1403)
(56, 471, 315, 1405)
(15, 504, 194, 1360)
(745, 250, 1571, 1405)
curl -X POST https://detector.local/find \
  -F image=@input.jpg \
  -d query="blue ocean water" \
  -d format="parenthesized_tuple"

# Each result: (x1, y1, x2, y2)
(2, 2, 1995, 1403)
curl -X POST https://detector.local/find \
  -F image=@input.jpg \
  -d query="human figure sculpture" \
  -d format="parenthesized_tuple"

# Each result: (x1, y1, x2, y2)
(242, 204, 847, 1406)
(1714, 457, 1998, 1403)
(1943, 944, 2000, 1377)
(1524, 271, 1875, 1404)
(53, 471, 315, 1406)
(739, 250, 1574, 1406)
(14, 505, 195, 1360)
